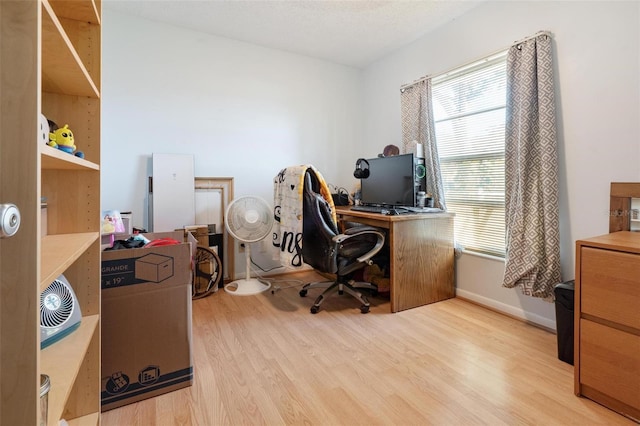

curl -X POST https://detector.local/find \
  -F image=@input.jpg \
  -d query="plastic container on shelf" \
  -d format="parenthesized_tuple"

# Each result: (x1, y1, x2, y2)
(40, 374, 50, 426)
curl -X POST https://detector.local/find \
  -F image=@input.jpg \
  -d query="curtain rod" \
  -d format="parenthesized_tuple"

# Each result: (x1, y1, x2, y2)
(400, 30, 552, 92)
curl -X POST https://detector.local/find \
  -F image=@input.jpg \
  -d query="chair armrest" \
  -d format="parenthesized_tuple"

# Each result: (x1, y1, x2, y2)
(332, 227, 385, 264)
(342, 225, 380, 236)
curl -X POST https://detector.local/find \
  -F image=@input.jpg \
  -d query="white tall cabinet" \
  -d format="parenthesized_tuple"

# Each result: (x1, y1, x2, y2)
(0, 1, 102, 424)
(150, 153, 195, 232)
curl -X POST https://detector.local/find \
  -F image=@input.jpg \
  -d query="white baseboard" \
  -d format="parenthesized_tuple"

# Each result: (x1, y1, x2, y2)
(456, 289, 556, 332)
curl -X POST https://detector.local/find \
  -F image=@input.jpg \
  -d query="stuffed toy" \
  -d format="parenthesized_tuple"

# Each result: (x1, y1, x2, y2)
(47, 123, 84, 158)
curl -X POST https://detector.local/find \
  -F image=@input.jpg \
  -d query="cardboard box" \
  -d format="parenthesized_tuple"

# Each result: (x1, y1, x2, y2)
(182, 225, 209, 247)
(100, 231, 194, 412)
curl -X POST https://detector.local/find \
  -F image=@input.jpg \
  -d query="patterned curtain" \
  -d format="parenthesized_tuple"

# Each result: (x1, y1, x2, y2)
(400, 79, 446, 210)
(502, 33, 561, 299)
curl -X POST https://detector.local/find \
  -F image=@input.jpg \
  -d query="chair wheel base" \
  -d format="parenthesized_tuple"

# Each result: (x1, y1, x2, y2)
(300, 281, 376, 314)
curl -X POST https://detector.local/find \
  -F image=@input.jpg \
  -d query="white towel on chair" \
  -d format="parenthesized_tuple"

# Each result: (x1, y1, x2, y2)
(273, 164, 336, 268)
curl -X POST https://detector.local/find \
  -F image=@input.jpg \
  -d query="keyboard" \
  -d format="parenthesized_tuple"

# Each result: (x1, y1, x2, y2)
(351, 205, 443, 215)
(351, 205, 411, 215)
(351, 205, 387, 213)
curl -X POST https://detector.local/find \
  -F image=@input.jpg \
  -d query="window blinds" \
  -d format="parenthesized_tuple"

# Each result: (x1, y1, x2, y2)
(432, 53, 507, 257)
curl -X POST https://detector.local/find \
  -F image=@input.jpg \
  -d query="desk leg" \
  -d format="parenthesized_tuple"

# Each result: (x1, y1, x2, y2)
(389, 217, 455, 312)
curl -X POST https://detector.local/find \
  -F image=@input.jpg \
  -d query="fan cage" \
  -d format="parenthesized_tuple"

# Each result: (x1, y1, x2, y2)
(225, 196, 273, 242)
(40, 279, 74, 328)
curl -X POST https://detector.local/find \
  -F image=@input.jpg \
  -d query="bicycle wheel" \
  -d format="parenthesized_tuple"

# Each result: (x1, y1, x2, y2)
(192, 246, 222, 299)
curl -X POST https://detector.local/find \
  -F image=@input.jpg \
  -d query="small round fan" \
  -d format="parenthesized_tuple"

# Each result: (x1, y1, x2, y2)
(41, 278, 74, 327)
(40, 274, 82, 348)
(224, 196, 273, 295)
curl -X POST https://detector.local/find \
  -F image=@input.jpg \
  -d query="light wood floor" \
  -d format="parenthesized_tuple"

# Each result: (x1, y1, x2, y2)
(102, 271, 634, 425)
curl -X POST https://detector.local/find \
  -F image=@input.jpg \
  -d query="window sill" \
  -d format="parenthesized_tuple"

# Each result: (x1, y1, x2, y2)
(460, 249, 505, 262)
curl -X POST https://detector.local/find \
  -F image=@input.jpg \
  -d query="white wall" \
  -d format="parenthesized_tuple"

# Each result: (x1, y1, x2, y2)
(101, 11, 364, 275)
(102, 10, 364, 224)
(362, 1, 640, 328)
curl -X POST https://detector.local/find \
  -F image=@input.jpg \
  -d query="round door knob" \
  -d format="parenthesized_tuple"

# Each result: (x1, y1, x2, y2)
(0, 204, 21, 238)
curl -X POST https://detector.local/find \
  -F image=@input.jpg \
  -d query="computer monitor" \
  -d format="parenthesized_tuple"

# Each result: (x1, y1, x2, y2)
(360, 153, 417, 207)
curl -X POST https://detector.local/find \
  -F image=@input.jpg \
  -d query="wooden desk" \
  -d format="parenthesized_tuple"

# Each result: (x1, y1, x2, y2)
(336, 206, 455, 313)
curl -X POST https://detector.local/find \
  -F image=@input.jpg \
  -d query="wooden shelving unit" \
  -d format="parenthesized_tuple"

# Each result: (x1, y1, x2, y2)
(0, 0, 102, 424)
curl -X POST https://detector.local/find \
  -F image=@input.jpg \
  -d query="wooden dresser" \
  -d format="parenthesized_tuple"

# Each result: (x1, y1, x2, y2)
(575, 231, 640, 421)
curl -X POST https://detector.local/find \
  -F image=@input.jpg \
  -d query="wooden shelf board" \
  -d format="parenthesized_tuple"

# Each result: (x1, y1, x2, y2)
(41, 232, 99, 290)
(48, 0, 100, 24)
(41, 144, 100, 171)
(42, 0, 99, 98)
(64, 411, 100, 426)
(41, 315, 99, 426)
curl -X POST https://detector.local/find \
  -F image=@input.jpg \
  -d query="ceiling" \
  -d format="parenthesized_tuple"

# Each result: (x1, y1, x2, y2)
(102, 0, 482, 68)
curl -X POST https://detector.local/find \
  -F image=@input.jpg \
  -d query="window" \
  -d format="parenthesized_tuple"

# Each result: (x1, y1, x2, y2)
(432, 52, 507, 257)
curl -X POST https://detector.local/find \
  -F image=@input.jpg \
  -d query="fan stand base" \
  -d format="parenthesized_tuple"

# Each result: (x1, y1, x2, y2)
(224, 278, 271, 296)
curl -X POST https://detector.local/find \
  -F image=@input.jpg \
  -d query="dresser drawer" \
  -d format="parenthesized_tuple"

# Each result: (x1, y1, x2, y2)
(581, 247, 640, 329)
(580, 319, 640, 411)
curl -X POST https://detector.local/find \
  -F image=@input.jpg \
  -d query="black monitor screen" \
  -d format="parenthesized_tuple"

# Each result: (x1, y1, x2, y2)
(360, 153, 415, 207)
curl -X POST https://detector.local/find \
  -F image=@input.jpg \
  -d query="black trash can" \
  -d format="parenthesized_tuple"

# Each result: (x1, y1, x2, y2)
(554, 280, 575, 365)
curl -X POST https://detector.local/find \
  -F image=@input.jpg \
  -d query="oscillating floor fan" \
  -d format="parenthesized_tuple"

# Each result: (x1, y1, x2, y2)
(224, 195, 273, 295)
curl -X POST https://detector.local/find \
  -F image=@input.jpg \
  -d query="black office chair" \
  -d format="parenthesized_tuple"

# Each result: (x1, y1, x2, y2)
(299, 169, 385, 314)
